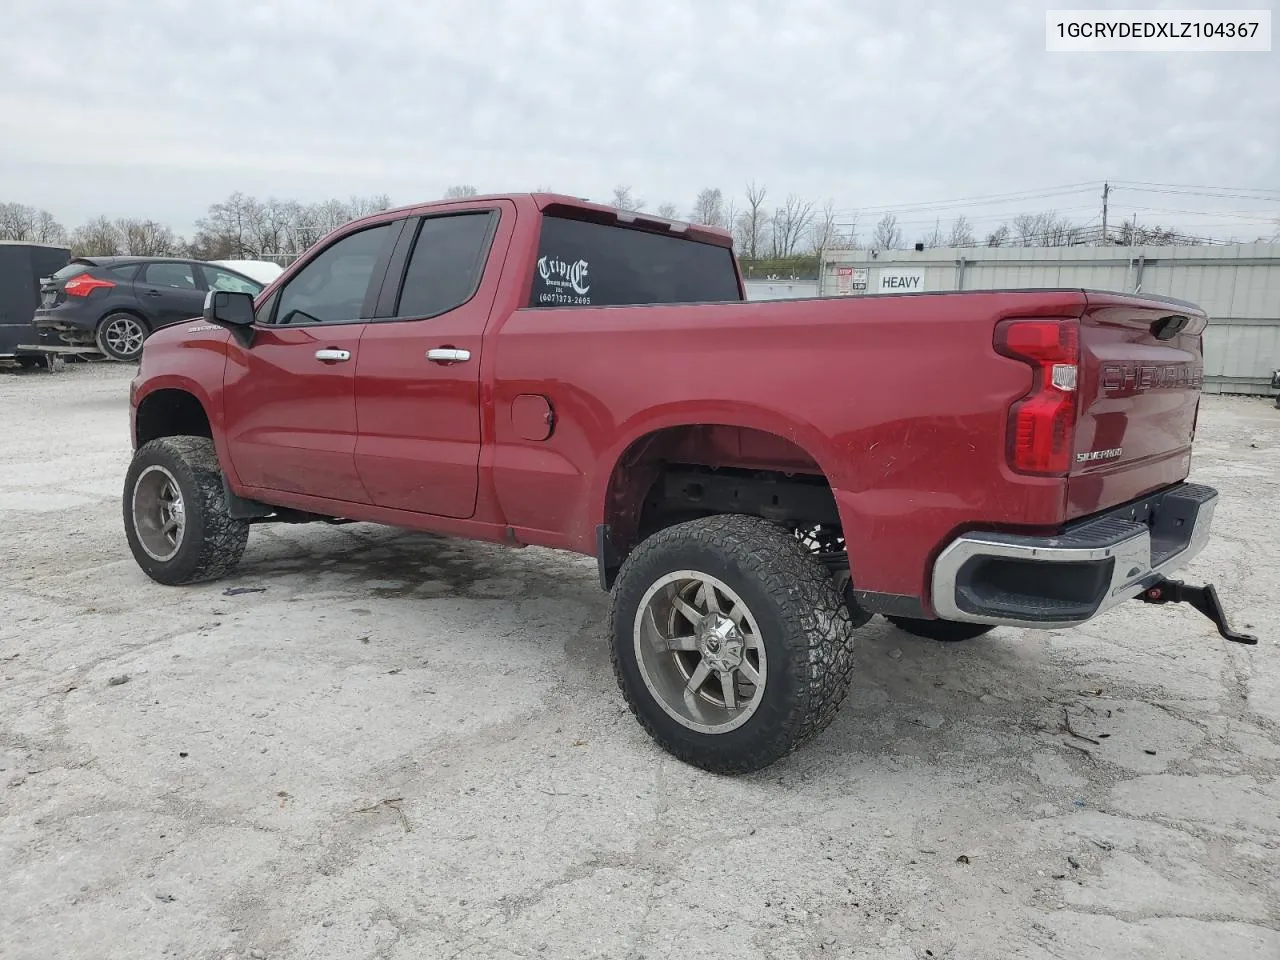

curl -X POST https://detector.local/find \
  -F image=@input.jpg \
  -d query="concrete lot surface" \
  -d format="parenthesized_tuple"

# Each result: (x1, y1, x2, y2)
(1, 362, 1277, 959)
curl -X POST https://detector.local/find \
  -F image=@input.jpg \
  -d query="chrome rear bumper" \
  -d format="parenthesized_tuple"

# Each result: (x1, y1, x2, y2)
(931, 483, 1218, 630)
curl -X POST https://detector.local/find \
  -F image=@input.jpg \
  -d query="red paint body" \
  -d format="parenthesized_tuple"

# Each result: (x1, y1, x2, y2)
(131, 194, 1207, 612)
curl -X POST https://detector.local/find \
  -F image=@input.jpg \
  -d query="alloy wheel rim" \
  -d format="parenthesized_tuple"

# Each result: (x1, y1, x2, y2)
(633, 571, 767, 734)
(132, 465, 186, 562)
(104, 317, 144, 357)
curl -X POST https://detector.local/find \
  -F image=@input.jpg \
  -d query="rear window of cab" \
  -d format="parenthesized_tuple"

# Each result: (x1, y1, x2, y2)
(529, 216, 742, 308)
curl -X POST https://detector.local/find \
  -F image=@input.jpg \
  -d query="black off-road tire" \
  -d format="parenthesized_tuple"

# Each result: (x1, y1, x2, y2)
(886, 616, 995, 642)
(123, 436, 249, 585)
(609, 514, 857, 775)
(96, 311, 149, 362)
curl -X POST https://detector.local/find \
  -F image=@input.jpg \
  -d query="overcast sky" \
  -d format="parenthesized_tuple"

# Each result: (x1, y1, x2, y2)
(1, 0, 1276, 242)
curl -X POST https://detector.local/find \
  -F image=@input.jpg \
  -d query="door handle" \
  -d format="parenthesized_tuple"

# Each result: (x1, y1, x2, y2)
(314, 348, 351, 362)
(426, 348, 471, 363)
(146, 290, 163, 297)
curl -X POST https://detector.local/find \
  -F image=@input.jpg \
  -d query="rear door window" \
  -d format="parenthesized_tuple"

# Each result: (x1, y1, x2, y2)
(392, 212, 495, 319)
(528, 216, 741, 308)
(141, 262, 198, 289)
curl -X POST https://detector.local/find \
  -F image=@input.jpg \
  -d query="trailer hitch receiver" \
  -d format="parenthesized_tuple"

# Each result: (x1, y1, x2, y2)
(1138, 578, 1257, 645)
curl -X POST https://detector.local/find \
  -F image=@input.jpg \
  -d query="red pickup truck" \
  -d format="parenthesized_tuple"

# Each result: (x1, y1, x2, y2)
(123, 192, 1252, 773)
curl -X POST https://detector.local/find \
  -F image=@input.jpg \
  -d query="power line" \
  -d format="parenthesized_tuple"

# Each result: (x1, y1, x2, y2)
(1110, 179, 1280, 198)
(821, 181, 1277, 222)
(1108, 203, 1278, 222)
(1113, 185, 1280, 203)
(825, 182, 1102, 218)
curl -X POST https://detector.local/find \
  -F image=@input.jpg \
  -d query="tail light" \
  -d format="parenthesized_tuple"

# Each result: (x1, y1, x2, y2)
(995, 318, 1079, 476)
(64, 275, 115, 297)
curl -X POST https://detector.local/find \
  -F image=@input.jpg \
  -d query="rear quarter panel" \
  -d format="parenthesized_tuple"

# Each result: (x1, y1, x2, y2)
(490, 290, 1092, 599)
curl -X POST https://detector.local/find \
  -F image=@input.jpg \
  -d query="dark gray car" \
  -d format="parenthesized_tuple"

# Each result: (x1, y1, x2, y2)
(33, 256, 263, 361)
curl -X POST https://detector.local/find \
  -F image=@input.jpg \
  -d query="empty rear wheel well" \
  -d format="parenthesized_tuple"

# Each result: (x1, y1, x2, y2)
(599, 425, 846, 587)
(135, 390, 212, 448)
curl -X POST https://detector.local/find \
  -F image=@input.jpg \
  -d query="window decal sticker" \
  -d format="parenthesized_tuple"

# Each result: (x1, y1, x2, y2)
(535, 255, 591, 305)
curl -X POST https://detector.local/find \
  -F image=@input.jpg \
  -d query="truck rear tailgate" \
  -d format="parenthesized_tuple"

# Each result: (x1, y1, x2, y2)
(1067, 292, 1206, 519)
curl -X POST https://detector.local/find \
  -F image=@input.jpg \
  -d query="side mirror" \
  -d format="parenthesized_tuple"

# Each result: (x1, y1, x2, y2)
(203, 290, 256, 346)
(204, 289, 255, 326)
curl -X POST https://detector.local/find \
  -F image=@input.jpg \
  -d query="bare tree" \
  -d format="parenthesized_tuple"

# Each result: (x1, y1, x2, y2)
(1012, 210, 1081, 246)
(767, 194, 815, 258)
(921, 218, 944, 248)
(194, 192, 256, 258)
(690, 188, 726, 228)
(872, 213, 901, 250)
(250, 198, 291, 259)
(347, 193, 392, 219)
(655, 202, 679, 220)
(116, 218, 182, 256)
(1115, 218, 1190, 246)
(282, 200, 327, 254)
(737, 181, 768, 259)
(808, 200, 839, 255)
(610, 185, 644, 212)
(0, 204, 68, 244)
(316, 198, 353, 233)
(69, 216, 123, 257)
(190, 191, 393, 261)
(443, 184, 479, 199)
(947, 216, 976, 247)
(1012, 213, 1045, 245)
(0, 202, 39, 240)
(35, 210, 67, 244)
(985, 224, 1010, 247)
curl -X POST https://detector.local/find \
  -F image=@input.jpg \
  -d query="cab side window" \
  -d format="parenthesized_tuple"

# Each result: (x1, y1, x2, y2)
(273, 223, 392, 325)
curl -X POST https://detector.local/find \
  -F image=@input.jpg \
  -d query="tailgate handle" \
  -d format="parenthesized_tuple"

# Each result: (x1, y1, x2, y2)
(1151, 315, 1189, 341)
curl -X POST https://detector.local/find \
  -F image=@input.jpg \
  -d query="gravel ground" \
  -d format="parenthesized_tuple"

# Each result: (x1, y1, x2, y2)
(2, 362, 1278, 960)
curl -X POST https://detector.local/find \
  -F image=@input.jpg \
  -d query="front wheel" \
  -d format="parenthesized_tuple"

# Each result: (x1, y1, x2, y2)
(886, 616, 995, 642)
(123, 436, 249, 585)
(609, 514, 857, 774)
(96, 312, 148, 362)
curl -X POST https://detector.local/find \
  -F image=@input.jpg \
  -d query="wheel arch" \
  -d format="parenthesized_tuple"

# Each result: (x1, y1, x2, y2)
(592, 404, 846, 588)
(135, 387, 211, 448)
(131, 378, 240, 487)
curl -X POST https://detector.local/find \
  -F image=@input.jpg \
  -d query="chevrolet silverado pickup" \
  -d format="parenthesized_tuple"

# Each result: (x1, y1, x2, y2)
(122, 192, 1252, 774)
